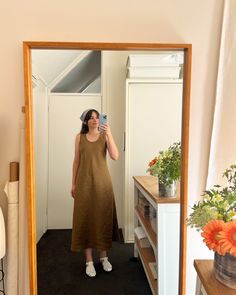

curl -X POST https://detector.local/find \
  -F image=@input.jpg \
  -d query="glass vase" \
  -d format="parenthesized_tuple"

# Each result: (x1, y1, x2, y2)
(158, 181, 176, 197)
(214, 252, 236, 289)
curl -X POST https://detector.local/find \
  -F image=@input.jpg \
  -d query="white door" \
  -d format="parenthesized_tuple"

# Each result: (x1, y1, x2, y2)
(125, 80, 182, 242)
(48, 94, 101, 229)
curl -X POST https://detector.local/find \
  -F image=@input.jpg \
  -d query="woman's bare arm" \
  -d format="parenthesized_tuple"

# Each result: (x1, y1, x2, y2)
(102, 123, 119, 160)
(71, 134, 81, 197)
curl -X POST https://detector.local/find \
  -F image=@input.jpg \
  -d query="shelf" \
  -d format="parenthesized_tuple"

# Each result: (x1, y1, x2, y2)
(135, 236, 157, 295)
(194, 260, 236, 295)
(133, 176, 180, 204)
(134, 176, 180, 295)
(135, 206, 157, 249)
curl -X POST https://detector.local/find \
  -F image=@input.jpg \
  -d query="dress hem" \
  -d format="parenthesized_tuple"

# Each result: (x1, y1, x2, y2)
(71, 245, 112, 252)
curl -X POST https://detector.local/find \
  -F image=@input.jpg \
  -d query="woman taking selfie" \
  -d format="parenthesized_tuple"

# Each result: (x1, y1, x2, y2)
(71, 109, 120, 277)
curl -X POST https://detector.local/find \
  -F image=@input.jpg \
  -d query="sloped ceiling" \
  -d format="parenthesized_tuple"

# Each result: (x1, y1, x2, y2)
(32, 49, 84, 85)
(51, 51, 101, 93)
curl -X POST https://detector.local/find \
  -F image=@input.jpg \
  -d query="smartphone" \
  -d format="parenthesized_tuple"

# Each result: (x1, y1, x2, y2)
(99, 114, 107, 130)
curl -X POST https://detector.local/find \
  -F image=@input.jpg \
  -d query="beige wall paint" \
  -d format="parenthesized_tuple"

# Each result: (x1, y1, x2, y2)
(0, 0, 224, 294)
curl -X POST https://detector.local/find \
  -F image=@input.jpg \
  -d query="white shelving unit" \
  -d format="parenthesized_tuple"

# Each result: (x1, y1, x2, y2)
(133, 176, 180, 295)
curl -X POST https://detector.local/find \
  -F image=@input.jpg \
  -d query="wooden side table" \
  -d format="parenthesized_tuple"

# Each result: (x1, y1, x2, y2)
(194, 260, 236, 295)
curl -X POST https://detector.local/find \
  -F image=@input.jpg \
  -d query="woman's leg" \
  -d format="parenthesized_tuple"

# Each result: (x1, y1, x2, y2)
(85, 248, 93, 262)
(99, 250, 107, 259)
(85, 248, 96, 277)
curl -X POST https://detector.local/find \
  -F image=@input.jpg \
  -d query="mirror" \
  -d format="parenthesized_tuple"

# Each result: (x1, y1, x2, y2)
(23, 42, 191, 295)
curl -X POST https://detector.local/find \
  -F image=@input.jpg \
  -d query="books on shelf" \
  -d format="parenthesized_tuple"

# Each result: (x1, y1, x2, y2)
(139, 238, 151, 248)
(149, 262, 157, 280)
(138, 195, 156, 219)
(138, 196, 150, 217)
(134, 226, 146, 239)
(149, 205, 157, 219)
(150, 218, 157, 234)
(134, 226, 151, 248)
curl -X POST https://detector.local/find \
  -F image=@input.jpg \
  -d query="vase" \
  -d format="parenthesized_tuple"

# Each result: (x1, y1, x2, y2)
(158, 181, 176, 197)
(214, 252, 236, 289)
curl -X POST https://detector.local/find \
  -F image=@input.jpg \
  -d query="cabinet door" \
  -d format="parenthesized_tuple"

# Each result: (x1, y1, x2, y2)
(125, 81, 182, 242)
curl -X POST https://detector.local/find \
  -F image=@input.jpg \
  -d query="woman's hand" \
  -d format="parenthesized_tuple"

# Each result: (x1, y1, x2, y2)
(71, 134, 80, 198)
(71, 184, 76, 198)
(100, 123, 111, 136)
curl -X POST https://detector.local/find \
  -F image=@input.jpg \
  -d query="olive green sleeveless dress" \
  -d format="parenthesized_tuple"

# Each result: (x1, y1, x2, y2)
(71, 132, 120, 252)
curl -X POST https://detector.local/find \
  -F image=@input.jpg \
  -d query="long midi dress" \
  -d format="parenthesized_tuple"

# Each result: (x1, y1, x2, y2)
(71, 132, 120, 252)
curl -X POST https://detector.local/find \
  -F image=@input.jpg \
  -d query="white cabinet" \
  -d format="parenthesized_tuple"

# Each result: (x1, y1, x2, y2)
(133, 176, 180, 295)
(124, 78, 182, 242)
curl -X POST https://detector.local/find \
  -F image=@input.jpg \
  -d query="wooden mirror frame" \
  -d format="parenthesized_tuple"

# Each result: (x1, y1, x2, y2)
(23, 41, 191, 295)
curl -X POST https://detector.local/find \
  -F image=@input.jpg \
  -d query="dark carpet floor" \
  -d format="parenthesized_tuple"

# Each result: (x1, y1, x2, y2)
(37, 229, 152, 295)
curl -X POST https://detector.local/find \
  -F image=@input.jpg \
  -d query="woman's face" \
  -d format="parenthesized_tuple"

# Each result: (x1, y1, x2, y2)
(87, 111, 99, 129)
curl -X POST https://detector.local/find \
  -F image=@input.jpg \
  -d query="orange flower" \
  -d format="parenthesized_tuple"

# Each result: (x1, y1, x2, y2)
(218, 221, 236, 256)
(201, 220, 226, 255)
(148, 158, 156, 167)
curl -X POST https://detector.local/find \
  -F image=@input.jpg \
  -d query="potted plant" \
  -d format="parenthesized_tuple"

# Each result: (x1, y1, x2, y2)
(147, 142, 181, 197)
(187, 165, 236, 289)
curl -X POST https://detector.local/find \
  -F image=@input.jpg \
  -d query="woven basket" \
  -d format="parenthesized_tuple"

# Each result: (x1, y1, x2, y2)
(214, 252, 236, 289)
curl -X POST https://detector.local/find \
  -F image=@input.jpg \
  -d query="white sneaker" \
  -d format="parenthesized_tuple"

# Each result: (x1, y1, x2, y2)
(100, 257, 112, 272)
(86, 261, 96, 277)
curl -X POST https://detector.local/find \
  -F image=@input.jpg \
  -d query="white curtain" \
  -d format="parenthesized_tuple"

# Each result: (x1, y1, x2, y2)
(207, 0, 236, 187)
(4, 181, 19, 295)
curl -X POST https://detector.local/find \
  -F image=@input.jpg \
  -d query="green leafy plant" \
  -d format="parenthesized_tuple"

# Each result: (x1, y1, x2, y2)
(188, 165, 236, 230)
(147, 142, 181, 186)
(187, 165, 236, 256)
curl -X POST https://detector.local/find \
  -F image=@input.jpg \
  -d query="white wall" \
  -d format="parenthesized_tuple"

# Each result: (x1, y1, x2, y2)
(33, 79, 48, 242)
(0, 0, 224, 294)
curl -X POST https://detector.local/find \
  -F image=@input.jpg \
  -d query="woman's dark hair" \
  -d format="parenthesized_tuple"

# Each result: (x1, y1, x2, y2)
(80, 109, 100, 134)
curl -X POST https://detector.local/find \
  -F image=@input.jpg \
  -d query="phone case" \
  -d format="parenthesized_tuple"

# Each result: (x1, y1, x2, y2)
(99, 114, 107, 131)
(99, 114, 107, 125)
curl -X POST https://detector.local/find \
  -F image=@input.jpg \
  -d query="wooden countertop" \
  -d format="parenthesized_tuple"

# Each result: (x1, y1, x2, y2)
(133, 175, 180, 204)
(194, 260, 236, 295)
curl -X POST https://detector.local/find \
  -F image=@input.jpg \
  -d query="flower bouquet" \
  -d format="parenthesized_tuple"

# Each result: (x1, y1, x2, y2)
(188, 165, 236, 289)
(147, 142, 181, 197)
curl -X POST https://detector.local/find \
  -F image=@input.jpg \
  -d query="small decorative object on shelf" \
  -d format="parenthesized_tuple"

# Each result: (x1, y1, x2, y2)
(147, 142, 181, 197)
(149, 262, 157, 280)
(188, 165, 236, 289)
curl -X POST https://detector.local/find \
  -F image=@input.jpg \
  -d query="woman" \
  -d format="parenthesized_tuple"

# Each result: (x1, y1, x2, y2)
(71, 109, 120, 277)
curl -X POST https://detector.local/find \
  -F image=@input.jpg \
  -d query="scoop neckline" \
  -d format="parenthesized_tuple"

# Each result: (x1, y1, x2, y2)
(85, 133, 101, 143)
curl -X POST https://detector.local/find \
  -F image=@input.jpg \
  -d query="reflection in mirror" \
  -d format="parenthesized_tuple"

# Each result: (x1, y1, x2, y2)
(31, 48, 185, 294)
